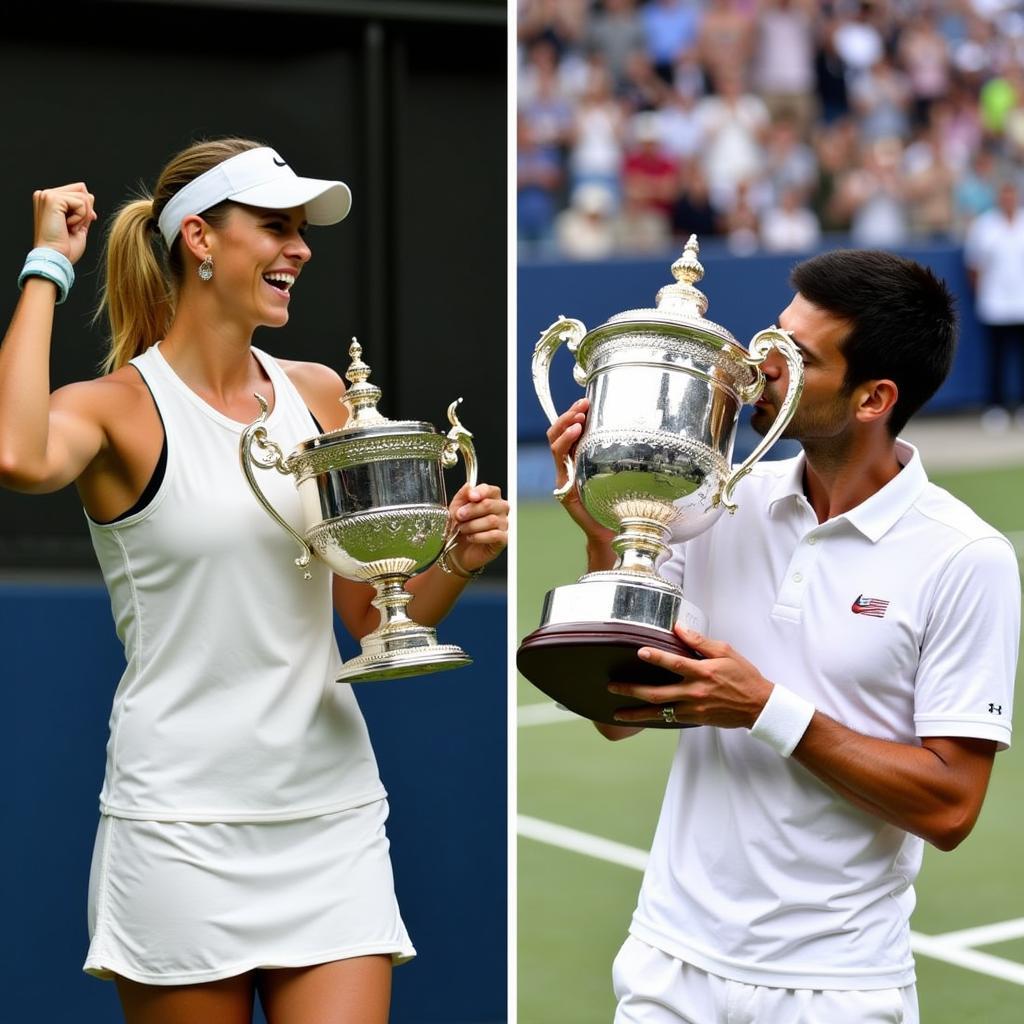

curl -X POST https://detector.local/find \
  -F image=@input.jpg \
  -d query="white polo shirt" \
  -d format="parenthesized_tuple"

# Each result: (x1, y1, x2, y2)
(632, 441, 1019, 990)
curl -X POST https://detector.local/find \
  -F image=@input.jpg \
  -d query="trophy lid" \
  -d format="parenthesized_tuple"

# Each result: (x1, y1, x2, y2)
(597, 235, 740, 349)
(312, 338, 438, 443)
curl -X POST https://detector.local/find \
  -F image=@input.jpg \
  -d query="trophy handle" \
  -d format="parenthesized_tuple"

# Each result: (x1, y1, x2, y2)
(531, 315, 588, 499)
(239, 392, 313, 580)
(719, 327, 804, 513)
(440, 398, 478, 554)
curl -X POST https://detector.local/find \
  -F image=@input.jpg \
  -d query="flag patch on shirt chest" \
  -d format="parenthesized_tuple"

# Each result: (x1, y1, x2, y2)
(851, 594, 890, 618)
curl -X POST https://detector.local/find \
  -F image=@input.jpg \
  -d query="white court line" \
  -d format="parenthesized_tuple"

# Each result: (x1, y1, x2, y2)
(930, 917, 1024, 950)
(908, 932, 1024, 986)
(518, 815, 1024, 986)
(518, 702, 582, 727)
(518, 815, 649, 871)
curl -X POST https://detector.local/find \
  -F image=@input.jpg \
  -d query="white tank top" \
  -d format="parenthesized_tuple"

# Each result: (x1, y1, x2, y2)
(87, 343, 385, 822)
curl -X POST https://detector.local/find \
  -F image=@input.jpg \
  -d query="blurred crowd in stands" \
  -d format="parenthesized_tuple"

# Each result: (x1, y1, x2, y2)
(517, 0, 1024, 260)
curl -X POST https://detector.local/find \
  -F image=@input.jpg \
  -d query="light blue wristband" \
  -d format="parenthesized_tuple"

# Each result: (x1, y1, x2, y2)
(18, 247, 75, 304)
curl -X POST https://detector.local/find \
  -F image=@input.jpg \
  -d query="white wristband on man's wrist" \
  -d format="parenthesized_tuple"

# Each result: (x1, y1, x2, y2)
(749, 683, 815, 757)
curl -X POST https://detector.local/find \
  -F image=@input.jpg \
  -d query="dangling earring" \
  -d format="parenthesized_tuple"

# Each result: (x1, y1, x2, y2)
(198, 255, 214, 282)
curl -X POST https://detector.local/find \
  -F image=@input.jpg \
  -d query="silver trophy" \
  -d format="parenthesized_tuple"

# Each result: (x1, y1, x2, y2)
(240, 340, 477, 683)
(517, 237, 804, 724)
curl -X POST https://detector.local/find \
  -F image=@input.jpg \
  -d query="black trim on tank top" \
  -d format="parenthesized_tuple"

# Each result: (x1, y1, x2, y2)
(100, 365, 168, 525)
(101, 377, 322, 525)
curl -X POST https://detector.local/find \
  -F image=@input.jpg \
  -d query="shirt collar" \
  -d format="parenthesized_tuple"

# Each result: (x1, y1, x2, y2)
(766, 454, 808, 512)
(766, 439, 928, 542)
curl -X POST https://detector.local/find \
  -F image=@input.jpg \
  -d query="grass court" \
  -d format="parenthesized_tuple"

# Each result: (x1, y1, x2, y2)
(517, 464, 1024, 1023)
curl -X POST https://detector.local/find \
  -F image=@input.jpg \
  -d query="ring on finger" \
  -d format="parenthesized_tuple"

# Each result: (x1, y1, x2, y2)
(661, 705, 678, 725)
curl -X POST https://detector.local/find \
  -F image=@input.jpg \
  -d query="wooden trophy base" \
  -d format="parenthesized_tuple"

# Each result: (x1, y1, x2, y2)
(516, 621, 698, 728)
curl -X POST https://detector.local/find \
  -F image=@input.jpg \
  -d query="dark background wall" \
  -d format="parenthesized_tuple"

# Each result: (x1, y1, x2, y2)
(0, 2, 507, 1022)
(0, 0, 507, 570)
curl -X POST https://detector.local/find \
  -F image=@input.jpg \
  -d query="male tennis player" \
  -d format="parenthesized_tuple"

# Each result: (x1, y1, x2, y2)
(547, 249, 1020, 1024)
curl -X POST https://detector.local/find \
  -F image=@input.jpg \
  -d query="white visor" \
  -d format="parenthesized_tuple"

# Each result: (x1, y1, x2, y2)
(157, 147, 352, 247)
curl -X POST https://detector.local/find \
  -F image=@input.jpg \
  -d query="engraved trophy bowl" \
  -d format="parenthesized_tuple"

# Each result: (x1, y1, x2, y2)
(516, 236, 804, 725)
(240, 339, 478, 683)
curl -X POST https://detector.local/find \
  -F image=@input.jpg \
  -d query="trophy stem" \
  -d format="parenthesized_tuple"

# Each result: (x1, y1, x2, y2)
(335, 573, 472, 683)
(364, 575, 431, 651)
(611, 516, 671, 577)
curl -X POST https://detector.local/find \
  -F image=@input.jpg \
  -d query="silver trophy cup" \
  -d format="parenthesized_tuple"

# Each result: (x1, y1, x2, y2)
(517, 237, 804, 723)
(240, 340, 478, 683)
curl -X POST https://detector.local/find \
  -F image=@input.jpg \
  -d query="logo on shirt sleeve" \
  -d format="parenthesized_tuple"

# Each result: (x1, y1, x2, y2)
(851, 594, 890, 618)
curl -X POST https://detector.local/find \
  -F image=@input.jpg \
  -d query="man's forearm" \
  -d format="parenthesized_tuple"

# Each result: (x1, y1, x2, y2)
(586, 536, 616, 572)
(791, 712, 996, 852)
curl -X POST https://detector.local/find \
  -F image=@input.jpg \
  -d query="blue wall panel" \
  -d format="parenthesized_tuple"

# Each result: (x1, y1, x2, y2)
(518, 242, 987, 442)
(0, 583, 506, 1023)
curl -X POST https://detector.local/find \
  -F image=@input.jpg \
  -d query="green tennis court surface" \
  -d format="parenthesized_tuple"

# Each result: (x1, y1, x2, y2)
(517, 465, 1024, 1024)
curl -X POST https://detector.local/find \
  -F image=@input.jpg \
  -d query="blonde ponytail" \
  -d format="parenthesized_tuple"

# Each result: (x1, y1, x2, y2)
(95, 197, 172, 374)
(94, 137, 264, 375)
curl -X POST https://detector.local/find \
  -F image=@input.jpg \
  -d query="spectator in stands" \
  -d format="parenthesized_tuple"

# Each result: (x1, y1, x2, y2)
(762, 116, 818, 208)
(951, 10, 1000, 92)
(587, 0, 646, 92)
(904, 127, 956, 239)
(518, 113, 563, 252)
(615, 191, 674, 254)
(752, 0, 818, 134)
(568, 62, 626, 199)
(519, 39, 575, 156)
(671, 43, 704, 101)
(813, 6, 852, 124)
(696, 0, 755, 94)
(671, 159, 718, 242)
(835, 137, 909, 248)
(658, 85, 706, 163)
(810, 115, 860, 232)
(622, 111, 679, 225)
(697, 70, 770, 212)
(999, 65, 1024, 163)
(929, 86, 984, 175)
(979, 60, 1023, 139)
(620, 48, 670, 112)
(760, 184, 822, 252)
(964, 179, 1024, 430)
(518, 0, 587, 60)
(898, 8, 953, 128)
(640, 0, 701, 84)
(849, 53, 913, 145)
(721, 178, 761, 255)
(831, 0, 886, 83)
(954, 146, 998, 232)
(515, 0, 1024, 259)
(555, 182, 618, 259)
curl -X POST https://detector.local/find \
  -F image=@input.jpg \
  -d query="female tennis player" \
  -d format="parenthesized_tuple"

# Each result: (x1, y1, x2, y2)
(0, 137, 508, 1023)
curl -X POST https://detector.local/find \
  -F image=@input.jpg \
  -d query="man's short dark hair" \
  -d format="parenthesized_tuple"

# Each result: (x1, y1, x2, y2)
(790, 250, 957, 436)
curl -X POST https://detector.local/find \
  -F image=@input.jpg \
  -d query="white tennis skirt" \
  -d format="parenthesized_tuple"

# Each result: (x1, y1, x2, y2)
(84, 798, 416, 986)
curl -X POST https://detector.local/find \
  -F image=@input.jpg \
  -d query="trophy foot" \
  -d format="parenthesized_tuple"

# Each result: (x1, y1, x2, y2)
(516, 622, 698, 728)
(336, 643, 472, 683)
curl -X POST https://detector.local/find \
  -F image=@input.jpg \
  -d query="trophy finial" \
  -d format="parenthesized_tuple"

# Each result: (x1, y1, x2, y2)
(341, 336, 386, 425)
(656, 235, 709, 318)
(346, 337, 370, 386)
(673, 235, 704, 286)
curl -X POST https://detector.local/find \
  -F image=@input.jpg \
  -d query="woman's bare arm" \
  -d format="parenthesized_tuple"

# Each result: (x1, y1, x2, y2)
(0, 184, 102, 492)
